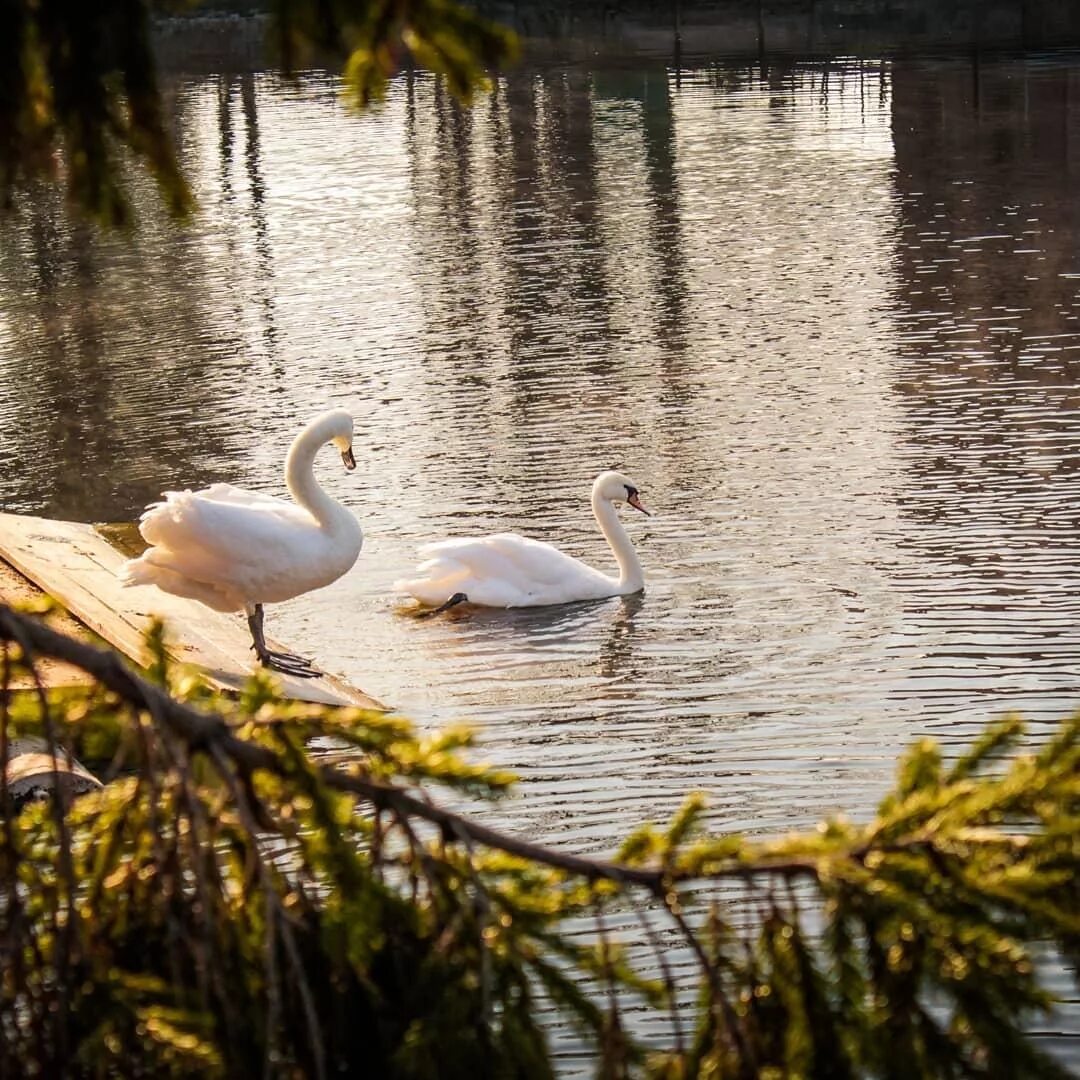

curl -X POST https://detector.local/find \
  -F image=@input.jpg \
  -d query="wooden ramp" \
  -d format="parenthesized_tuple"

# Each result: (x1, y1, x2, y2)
(0, 512, 384, 710)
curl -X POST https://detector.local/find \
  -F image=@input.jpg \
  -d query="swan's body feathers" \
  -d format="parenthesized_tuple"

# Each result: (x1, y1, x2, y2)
(401, 531, 616, 608)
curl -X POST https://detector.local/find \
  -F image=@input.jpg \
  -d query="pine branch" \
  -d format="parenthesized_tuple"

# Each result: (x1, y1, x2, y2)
(0, 602, 824, 891)
(3, 602, 1077, 1076)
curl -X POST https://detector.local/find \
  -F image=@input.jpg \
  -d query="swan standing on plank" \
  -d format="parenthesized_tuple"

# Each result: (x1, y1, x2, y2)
(120, 409, 363, 678)
(394, 470, 649, 612)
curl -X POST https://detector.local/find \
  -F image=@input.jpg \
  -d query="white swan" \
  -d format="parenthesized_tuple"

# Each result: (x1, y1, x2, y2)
(394, 471, 649, 612)
(120, 409, 363, 677)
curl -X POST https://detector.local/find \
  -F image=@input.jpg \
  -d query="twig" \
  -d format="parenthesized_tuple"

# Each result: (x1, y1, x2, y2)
(660, 885, 753, 1070)
(630, 901, 685, 1057)
(3, 610, 75, 1072)
(208, 741, 327, 1080)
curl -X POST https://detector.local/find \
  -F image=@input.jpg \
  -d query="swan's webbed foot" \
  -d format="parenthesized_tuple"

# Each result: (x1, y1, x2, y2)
(247, 603, 321, 679)
(257, 649, 321, 679)
(418, 592, 469, 619)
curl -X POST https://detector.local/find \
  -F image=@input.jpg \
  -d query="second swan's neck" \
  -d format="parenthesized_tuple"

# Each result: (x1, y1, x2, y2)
(592, 491, 644, 593)
(285, 426, 344, 528)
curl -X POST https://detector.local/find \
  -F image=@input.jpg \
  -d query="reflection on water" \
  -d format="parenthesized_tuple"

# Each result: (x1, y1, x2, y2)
(1, 43, 1079, 1062)
(886, 55, 1080, 761)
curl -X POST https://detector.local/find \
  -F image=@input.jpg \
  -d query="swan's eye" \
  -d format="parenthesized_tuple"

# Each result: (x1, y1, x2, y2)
(625, 485, 638, 499)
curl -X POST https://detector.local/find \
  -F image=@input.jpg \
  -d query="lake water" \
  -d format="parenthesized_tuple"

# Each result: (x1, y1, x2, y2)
(1, 37, 1078, 1063)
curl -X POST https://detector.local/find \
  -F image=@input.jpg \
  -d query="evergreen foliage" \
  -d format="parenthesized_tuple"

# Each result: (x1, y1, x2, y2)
(0, 0, 517, 225)
(0, 600, 1077, 1077)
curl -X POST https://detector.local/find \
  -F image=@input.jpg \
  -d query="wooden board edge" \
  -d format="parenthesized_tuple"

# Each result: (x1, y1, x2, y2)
(0, 513, 388, 711)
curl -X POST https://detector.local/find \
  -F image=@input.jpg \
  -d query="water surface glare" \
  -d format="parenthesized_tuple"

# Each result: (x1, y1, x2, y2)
(1, 49, 1079, 1062)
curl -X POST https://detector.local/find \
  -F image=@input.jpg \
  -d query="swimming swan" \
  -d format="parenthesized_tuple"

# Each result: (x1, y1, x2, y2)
(120, 409, 363, 677)
(394, 470, 649, 612)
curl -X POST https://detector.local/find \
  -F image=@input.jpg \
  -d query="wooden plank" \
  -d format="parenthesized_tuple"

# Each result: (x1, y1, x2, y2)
(0, 560, 90, 689)
(0, 513, 384, 710)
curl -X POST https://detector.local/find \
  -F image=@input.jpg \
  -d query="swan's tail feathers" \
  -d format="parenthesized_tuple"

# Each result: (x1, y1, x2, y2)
(393, 559, 471, 609)
(136, 490, 196, 546)
(119, 555, 242, 614)
(118, 557, 154, 588)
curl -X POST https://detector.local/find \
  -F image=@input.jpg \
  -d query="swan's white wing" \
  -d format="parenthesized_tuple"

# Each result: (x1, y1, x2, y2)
(134, 489, 324, 596)
(192, 483, 297, 510)
(138, 488, 314, 551)
(140, 484, 312, 528)
(417, 533, 589, 585)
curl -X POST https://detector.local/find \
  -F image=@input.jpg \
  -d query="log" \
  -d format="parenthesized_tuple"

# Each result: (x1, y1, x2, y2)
(4, 736, 103, 811)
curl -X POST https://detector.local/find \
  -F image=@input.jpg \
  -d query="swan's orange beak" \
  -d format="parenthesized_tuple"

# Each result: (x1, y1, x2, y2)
(342, 447, 356, 471)
(627, 493, 650, 516)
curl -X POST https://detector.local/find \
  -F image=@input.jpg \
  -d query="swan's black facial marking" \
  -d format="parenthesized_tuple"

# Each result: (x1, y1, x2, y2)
(624, 484, 650, 516)
(341, 447, 357, 471)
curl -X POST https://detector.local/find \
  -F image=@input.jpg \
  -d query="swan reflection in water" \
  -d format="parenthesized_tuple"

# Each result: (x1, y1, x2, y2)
(401, 590, 650, 702)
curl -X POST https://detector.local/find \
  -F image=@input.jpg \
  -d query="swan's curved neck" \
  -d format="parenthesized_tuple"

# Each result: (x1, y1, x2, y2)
(285, 427, 342, 527)
(592, 490, 644, 593)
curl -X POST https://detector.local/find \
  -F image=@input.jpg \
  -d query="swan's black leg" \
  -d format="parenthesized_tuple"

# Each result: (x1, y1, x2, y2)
(418, 592, 469, 619)
(247, 604, 321, 679)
